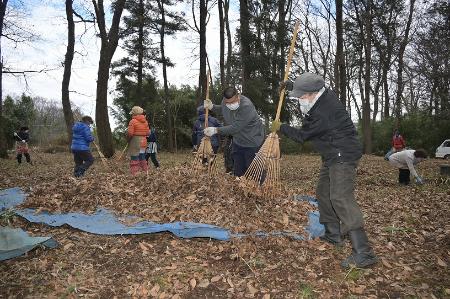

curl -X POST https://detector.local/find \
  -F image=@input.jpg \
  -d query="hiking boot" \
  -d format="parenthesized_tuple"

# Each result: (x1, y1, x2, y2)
(341, 228, 378, 268)
(320, 222, 343, 246)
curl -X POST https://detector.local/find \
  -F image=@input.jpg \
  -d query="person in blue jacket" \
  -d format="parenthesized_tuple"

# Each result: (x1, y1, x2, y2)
(192, 105, 221, 154)
(71, 116, 95, 177)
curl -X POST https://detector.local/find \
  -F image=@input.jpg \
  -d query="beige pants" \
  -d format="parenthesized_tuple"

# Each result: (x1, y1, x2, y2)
(128, 136, 145, 157)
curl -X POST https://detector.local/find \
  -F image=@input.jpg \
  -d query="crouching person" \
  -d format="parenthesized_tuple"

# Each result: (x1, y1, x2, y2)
(388, 149, 427, 185)
(271, 73, 378, 268)
(71, 116, 95, 177)
(127, 106, 150, 175)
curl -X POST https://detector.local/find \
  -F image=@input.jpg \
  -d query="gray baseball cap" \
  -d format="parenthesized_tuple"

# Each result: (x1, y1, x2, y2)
(290, 73, 325, 98)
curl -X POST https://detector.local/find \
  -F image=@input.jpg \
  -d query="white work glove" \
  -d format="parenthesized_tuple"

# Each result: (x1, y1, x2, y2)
(415, 176, 423, 185)
(204, 99, 213, 110)
(21, 140, 26, 143)
(203, 127, 218, 137)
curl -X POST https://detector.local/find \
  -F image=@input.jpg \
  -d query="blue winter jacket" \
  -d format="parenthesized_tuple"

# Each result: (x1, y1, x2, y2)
(71, 122, 94, 151)
(192, 107, 221, 148)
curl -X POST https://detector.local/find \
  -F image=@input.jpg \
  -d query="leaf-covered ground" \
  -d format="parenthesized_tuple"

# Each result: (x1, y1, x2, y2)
(0, 151, 449, 298)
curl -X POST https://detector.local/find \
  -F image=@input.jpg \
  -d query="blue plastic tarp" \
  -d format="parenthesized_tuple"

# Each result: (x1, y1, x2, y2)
(16, 208, 231, 240)
(0, 188, 324, 241)
(0, 187, 25, 212)
(0, 226, 58, 261)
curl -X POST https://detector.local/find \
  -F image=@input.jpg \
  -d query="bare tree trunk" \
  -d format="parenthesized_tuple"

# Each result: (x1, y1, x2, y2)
(198, 0, 207, 104)
(92, 0, 126, 157)
(239, 0, 251, 93)
(157, 0, 174, 152)
(276, 0, 286, 80)
(218, 0, 225, 88)
(362, 0, 373, 154)
(335, 0, 346, 107)
(394, 0, 415, 121)
(62, 0, 75, 148)
(0, 0, 9, 158)
(224, 0, 232, 85)
(137, 0, 144, 107)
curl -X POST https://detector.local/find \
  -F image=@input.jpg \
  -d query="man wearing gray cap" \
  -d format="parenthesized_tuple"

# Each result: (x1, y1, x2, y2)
(271, 72, 378, 269)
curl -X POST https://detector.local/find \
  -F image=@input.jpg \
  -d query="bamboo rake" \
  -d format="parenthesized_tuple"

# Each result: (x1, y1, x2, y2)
(192, 70, 217, 176)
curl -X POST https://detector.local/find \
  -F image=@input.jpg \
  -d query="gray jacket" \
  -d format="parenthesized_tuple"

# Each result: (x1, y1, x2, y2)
(212, 95, 265, 148)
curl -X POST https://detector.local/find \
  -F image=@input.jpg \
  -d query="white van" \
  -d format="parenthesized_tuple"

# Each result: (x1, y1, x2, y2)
(435, 139, 450, 159)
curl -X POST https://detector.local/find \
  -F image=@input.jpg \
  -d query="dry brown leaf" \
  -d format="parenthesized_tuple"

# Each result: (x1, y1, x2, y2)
(63, 243, 74, 250)
(198, 279, 210, 288)
(211, 275, 221, 282)
(350, 285, 366, 294)
(150, 284, 160, 297)
(247, 283, 258, 295)
(189, 278, 196, 289)
(227, 277, 234, 288)
(437, 256, 447, 267)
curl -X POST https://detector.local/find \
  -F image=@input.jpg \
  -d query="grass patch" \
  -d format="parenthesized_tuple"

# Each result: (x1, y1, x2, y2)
(0, 209, 16, 226)
(298, 282, 316, 299)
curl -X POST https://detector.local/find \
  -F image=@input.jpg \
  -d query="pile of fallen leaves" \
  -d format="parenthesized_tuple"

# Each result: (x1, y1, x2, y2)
(20, 163, 314, 235)
(1, 152, 449, 298)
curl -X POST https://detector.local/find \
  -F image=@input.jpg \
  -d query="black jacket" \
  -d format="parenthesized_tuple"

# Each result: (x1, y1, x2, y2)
(14, 131, 29, 143)
(280, 88, 362, 165)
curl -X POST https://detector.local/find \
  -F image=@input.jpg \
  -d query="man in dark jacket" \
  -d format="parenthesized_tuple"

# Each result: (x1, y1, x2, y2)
(192, 106, 221, 154)
(14, 126, 32, 164)
(203, 87, 265, 177)
(71, 116, 95, 177)
(271, 73, 377, 269)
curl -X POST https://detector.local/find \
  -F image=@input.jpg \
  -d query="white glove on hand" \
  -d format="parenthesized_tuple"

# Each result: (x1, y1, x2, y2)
(21, 140, 26, 143)
(415, 176, 423, 185)
(204, 99, 213, 110)
(203, 127, 218, 137)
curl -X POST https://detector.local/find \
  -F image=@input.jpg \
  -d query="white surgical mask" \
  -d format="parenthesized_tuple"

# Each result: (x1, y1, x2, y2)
(298, 98, 315, 113)
(226, 102, 240, 110)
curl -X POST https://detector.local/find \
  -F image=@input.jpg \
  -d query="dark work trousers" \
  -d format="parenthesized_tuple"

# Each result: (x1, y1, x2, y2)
(17, 153, 31, 164)
(73, 150, 94, 177)
(223, 137, 234, 174)
(316, 161, 364, 234)
(231, 142, 260, 177)
(145, 153, 160, 168)
(398, 169, 411, 185)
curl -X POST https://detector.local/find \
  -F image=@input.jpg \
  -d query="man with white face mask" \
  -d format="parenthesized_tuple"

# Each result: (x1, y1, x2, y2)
(271, 72, 378, 269)
(203, 86, 265, 177)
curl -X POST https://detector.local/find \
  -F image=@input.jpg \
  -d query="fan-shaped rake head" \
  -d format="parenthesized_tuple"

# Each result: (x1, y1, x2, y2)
(243, 132, 281, 198)
(192, 136, 218, 177)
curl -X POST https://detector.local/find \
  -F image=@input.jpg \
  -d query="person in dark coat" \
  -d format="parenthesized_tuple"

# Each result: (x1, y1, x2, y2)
(14, 126, 32, 164)
(271, 73, 377, 269)
(192, 106, 221, 154)
(145, 127, 160, 168)
(71, 116, 95, 177)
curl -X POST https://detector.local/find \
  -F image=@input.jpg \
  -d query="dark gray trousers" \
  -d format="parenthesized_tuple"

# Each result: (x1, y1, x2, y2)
(316, 161, 364, 234)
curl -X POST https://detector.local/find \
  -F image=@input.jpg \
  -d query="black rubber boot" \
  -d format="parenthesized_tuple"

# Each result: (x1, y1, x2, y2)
(320, 222, 343, 246)
(341, 228, 378, 268)
(17, 154, 22, 164)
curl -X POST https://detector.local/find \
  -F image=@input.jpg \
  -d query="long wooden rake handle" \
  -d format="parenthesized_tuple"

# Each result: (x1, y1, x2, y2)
(117, 143, 128, 160)
(204, 69, 211, 128)
(93, 141, 108, 166)
(275, 20, 300, 122)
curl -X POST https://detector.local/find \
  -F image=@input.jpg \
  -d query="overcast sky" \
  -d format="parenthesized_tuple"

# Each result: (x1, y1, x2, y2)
(3, 0, 239, 127)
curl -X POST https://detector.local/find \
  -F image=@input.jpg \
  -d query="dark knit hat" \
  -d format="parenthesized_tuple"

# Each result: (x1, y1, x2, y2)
(82, 116, 94, 124)
(290, 73, 325, 98)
